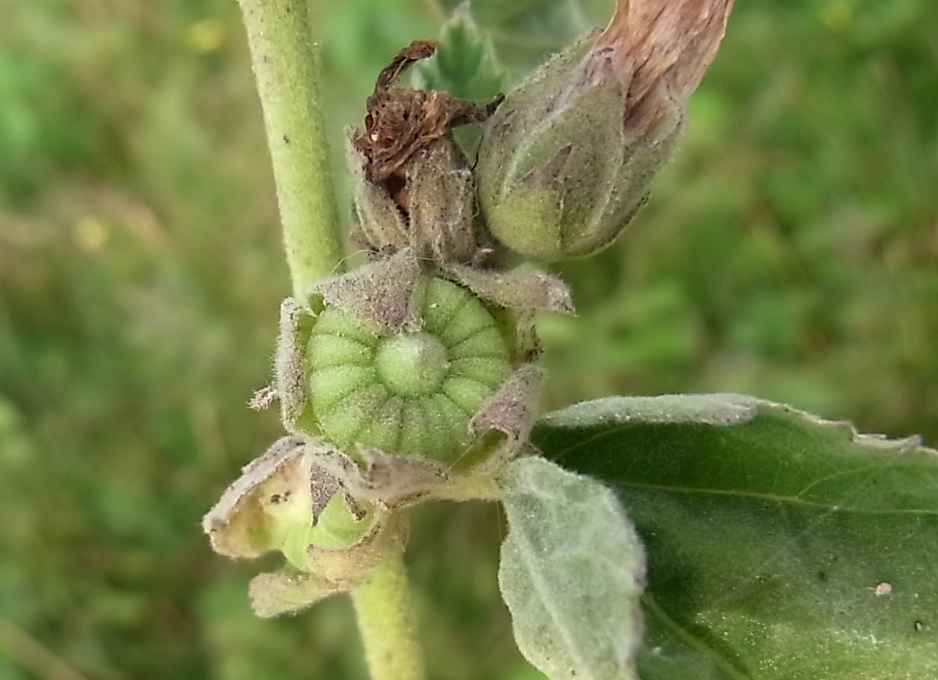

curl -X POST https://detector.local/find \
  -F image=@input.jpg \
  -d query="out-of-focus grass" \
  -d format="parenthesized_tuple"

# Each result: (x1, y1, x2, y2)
(0, 0, 935, 678)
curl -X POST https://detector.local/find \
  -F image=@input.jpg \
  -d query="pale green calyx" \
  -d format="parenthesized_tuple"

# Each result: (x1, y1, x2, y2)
(347, 134, 486, 267)
(476, 33, 684, 261)
(202, 435, 408, 617)
(202, 436, 377, 564)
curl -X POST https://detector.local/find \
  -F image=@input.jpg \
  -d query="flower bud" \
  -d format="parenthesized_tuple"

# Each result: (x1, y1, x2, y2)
(477, 0, 733, 261)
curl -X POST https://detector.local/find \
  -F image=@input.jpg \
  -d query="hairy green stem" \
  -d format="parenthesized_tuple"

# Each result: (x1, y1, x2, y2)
(237, 0, 345, 297)
(351, 547, 427, 680)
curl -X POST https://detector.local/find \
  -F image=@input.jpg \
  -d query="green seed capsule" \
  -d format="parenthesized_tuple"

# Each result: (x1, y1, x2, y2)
(306, 276, 512, 460)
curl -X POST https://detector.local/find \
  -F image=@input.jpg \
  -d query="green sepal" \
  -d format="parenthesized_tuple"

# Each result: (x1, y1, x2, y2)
(477, 33, 682, 261)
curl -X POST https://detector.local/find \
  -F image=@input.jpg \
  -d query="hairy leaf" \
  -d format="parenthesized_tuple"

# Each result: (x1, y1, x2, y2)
(498, 456, 645, 680)
(534, 394, 938, 679)
(414, 4, 504, 103)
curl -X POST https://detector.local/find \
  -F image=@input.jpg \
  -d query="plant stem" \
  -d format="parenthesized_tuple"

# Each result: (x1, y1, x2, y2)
(351, 547, 427, 680)
(237, 0, 345, 298)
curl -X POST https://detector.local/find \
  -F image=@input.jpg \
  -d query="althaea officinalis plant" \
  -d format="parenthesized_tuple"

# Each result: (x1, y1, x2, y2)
(203, 1, 938, 679)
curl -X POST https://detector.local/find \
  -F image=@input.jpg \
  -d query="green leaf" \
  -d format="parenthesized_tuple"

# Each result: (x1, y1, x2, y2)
(534, 394, 938, 679)
(444, 0, 607, 74)
(498, 456, 645, 680)
(414, 4, 505, 103)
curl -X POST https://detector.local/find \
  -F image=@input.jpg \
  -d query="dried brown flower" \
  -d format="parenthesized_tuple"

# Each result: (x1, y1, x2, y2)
(353, 40, 501, 185)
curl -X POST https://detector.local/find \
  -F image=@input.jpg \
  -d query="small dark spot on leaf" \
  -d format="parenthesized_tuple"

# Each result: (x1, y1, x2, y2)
(283, 134, 290, 144)
(816, 571, 828, 582)
(269, 490, 291, 505)
(914, 620, 925, 632)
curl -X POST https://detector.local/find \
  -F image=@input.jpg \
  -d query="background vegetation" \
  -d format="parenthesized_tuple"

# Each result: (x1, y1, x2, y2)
(1, 0, 935, 678)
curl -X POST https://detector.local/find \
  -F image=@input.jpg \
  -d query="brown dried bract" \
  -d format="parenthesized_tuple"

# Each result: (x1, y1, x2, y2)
(354, 40, 503, 184)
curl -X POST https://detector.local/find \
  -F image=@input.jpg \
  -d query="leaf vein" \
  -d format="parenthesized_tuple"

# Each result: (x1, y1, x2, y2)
(614, 480, 938, 515)
(642, 593, 751, 680)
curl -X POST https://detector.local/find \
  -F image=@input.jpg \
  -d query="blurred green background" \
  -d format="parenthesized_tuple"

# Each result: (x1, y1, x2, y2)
(1, 0, 936, 678)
